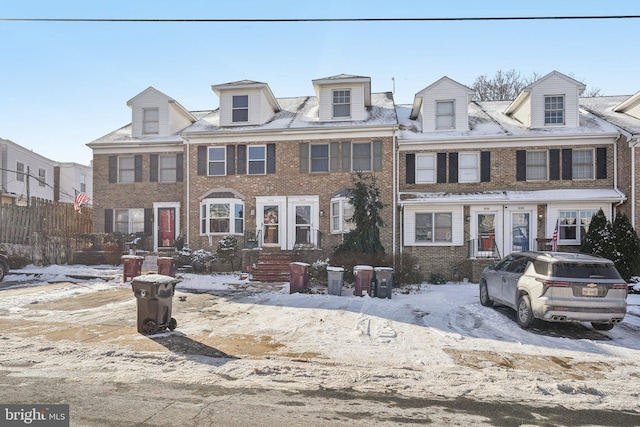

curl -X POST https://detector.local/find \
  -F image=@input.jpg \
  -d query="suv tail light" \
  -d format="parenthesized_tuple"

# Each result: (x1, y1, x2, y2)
(537, 279, 571, 296)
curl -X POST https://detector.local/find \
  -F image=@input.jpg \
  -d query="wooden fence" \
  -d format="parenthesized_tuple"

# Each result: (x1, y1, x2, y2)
(0, 198, 92, 259)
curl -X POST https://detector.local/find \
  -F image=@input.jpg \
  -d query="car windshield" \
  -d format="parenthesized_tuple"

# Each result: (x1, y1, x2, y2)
(551, 262, 622, 279)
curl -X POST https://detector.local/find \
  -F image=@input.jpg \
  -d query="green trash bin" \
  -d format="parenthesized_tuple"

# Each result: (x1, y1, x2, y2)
(131, 274, 180, 335)
(327, 266, 344, 296)
(374, 267, 394, 299)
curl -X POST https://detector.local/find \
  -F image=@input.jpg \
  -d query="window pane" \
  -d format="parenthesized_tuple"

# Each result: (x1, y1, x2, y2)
(310, 144, 329, 172)
(234, 204, 244, 234)
(114, 210, 129, 234)
(572, 149, 594, 179)
(434, 213, 452, 242)
(209, 203, 230, 233)
(436, 101, 454, 130)
(416, 154, 435, 183)
(248, 146, 266, 174)
(415, 213, 433, 242)
(119, 157, 135, 183)
(159, 155, 176, 182)
(333, 90, 351, 117)
(526, 151, 547, 181)
(352, 142, 371, 171)
(130, 209, 145, 233)
(544, 96, 564, 125)
(208, 147, 226, 176)
(559, 211, 578, 240)
(143, 108, 159, 134)
(459, 153, 479, 182)
(232, 95, 249, 122)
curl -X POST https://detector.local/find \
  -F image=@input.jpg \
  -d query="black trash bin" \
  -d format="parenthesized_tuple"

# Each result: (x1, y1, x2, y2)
(131, 274, 180, 335)
(289, 262, 310, 294)
(374, 267, 394, 299)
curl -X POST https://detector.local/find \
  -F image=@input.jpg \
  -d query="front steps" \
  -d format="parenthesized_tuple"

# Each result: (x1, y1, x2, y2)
(250, 250, 292, 282)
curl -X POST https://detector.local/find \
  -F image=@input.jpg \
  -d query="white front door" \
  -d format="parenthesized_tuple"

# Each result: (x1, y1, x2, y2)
(256, 196, 287, 248)
(503, 205, 536, 254)
(287, 196, 319, 249)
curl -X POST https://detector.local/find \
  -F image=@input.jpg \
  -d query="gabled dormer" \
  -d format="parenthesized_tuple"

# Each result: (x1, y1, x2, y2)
(127, 87, 196, 138)
(409, 77, 474, 132)
(312, 74, 371, 122)
(504, 71, 585, 129)
(613, 91, 640, 120)
(211, 80, 281, 127)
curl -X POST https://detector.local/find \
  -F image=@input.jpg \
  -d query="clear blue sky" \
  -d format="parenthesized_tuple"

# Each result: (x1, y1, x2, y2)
(1, 1, 639, 165)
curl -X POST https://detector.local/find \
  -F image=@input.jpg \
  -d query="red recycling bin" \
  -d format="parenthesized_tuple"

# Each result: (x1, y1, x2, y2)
(122, 255, 144, 282)
(157, 257, 177, 277)
(289, 262, 310, 294)
(353, 265, 374, 297)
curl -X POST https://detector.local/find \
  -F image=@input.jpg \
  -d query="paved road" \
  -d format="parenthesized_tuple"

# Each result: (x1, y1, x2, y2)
(2, 373, 639, 427)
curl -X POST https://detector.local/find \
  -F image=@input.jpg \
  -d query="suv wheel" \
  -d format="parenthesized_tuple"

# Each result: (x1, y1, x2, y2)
(479, 281, 493, 307)
(516, 294, 535, 329)
(591, 322, 615, 331)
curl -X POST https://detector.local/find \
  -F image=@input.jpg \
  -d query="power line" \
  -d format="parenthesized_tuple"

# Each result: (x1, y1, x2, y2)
(1, 15, 639, 23)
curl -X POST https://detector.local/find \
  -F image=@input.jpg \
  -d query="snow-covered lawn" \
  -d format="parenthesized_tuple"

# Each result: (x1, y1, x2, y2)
(2, 264, 640, 414)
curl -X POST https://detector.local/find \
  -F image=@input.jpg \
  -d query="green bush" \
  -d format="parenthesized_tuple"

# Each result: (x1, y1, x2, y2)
(428, 272, 447, 285)
(309, 258, 329, 285)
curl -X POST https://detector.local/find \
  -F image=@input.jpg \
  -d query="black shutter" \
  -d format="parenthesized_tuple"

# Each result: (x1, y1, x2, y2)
(373, 140, 382, 171)
(562, 149, 572, 180)
(330, 142, 340, 171)
(226, 145, 236, 175)
(596, 147, 607, 179)
(134, 155, 142, 182)
(341, 142, 351, 171)
(299, 143, 309, 173)
(237, 145, 246, 174)
(480, 151, 491, 182)
(549, 149, 560, 181)
(516, 150, 526, 181)
(144, 208, 153, 235)
(437, 153, 447, 183)
(104, 209, 113, 233)
(149, 154, 158, 182)
(267, 144, 276, 174)
(197, 146, 206, 175)
(108, 156, 117, 183)
(448, 153, 458, 183)
(406, 153, 415, 184)
(176, 153, 183, 181)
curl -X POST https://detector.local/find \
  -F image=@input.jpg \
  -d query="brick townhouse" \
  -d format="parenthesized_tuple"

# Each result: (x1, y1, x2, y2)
(87, 76, 398, 263)
(88, 70, 639, 282)
(397, 71, 627, 281)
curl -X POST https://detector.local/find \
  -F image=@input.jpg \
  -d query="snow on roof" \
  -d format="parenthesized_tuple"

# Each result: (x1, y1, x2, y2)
(580, 95, 640, 137)
(399, 188, 625, 204)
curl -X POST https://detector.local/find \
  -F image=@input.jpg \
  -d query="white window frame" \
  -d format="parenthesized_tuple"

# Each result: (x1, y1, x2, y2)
(544, 95, 565, 125)
(143, 108, 159, 135)
(330, 197, 354, 234)
(159, 154, 177, 182)
(80, 173, 86, 193)
(436, 100, 455, 130)
(208, 147, 226, 176)
(558, 209, 598, 245)
(332, 89, 351, 118)
(414, 212, 453, 244)
(310, 143, 329, 173)
(415, 154, 436, 184)
(572, 149, 594, 180)
(200, 199, 244, 235)
(248, 145, 266, 175)
(114, 208, 144, 234)
(232, 95, 249, 123)
(459, 152, 480, 183)
(526, 150, 548, 181)
(118, 156, 135, 183)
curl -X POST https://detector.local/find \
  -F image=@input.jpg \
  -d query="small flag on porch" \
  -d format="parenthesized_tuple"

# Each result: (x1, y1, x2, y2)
(552, 219, 559, 251)
(74, 192, 90, 213)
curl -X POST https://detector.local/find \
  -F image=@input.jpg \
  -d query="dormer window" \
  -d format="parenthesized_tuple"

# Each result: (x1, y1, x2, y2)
(232, 95, 249, 122)
(544, 95, 564, 125)
(333, 90, 351, 118)
(143, 108, 159, 134)
(436, 101, 455, 130)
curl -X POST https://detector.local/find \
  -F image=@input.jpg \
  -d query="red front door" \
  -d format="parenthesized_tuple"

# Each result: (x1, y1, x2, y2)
(158, 208, 175, 248)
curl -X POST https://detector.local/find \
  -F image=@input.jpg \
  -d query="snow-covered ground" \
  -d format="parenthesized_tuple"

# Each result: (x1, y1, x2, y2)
(2, 264, 640, 415)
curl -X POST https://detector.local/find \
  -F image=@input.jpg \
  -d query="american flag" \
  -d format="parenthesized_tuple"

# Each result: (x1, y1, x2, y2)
(551, 219, 559, 251)
(74, 192, 90, 213)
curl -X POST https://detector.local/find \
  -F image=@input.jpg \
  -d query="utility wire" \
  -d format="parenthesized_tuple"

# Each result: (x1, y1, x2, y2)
(1, 15, 639, 23)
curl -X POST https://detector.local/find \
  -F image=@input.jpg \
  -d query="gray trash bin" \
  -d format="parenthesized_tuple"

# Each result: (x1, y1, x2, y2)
(327, 266, 345, 295)
(132, 274, 180, 335)
(374, 267, 394, 299)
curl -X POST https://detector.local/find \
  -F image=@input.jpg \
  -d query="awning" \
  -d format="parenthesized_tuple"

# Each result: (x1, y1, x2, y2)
(399, 188, 626, 205)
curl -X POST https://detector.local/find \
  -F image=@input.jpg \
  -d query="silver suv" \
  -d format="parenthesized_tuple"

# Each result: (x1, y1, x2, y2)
(480, 251, 627, 330)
